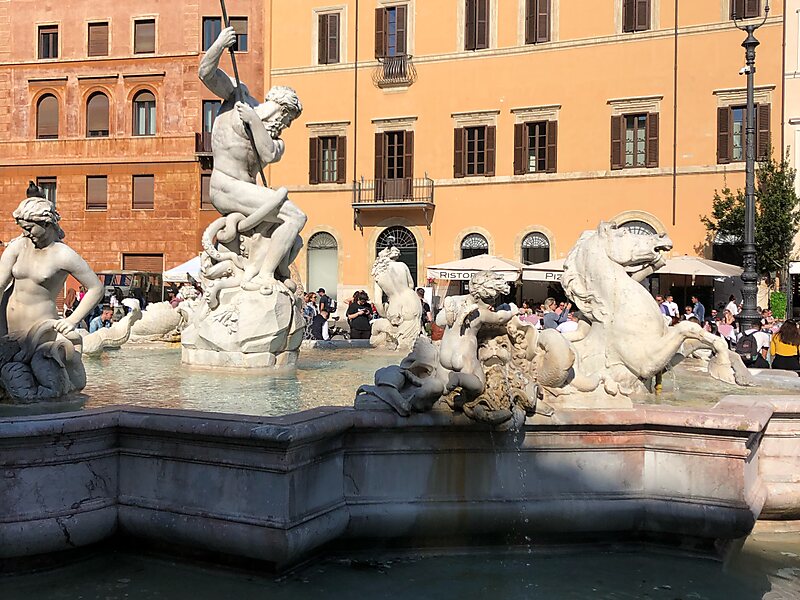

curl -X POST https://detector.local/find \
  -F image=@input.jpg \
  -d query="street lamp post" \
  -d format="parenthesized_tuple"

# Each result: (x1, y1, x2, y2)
(733, 2, 770, 333)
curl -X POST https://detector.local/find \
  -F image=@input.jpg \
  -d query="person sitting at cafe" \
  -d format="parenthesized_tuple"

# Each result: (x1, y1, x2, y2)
(310, 309, 330, 341)
(89, 305, 114, 333)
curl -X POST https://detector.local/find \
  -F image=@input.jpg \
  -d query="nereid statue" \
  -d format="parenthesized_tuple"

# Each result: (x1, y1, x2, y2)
(181, 26, 306, 369)
(369, 246, 423, 349)
(357, 222, 754, 428)
(0, 187, 103, 403)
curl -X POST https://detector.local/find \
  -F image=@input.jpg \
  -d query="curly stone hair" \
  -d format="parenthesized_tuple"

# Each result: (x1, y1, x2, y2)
(265, 85, 303, 120)
(13, 196, 65, 240)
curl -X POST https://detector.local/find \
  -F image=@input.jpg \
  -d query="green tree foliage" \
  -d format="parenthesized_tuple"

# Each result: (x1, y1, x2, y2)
(702, 150, 800, 276)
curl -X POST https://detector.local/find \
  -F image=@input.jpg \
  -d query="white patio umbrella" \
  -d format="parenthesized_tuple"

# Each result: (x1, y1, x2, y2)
(521, 258, 565, 282)
(426, 255, 524, 282)
(656, 256, 743, 278)
(163, 255, 201, 283)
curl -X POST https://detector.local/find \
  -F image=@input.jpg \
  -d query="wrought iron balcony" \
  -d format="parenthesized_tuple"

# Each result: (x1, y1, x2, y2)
(373, 54, 417, 89)
(352, 176, 434, 232)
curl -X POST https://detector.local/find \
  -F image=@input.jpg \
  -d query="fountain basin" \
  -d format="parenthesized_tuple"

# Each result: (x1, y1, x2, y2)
(3, 396, 798, 569)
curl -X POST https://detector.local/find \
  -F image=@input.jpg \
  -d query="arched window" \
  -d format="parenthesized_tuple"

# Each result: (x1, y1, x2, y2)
(521, 232, 550, 265)
(712, 232, 742, 266)
(36, 94, 59, 139)
(132, 90, 156, 136)
(376, 226, 417, 285)
(86, 92, 110, 137)
(619, 220, 657, 235)
(307, 232, 338, 299)
(460, 233, 489, 259)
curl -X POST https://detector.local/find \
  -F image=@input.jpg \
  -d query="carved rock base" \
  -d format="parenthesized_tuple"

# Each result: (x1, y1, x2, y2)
(181, 347, 298, 371)
(544, 394, 634, 410)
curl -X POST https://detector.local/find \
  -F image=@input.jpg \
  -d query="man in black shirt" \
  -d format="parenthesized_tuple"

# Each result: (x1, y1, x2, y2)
(317, 288, 332, 313)
(310, 309, 330, 340)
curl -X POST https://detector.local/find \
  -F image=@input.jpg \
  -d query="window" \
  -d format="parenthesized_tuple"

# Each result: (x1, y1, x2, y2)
(622, 0, 650, 33)
(611, 113, 658, 170)
(731, 0, 761, 19)
(88, 22, 109, 57)
(525, 0, 550, 44)
(461, 233, 489, 259)
(86, 92, 110, 137)
(86, 176, 108, 210)
(375, 6, 407, 58)
(230, 17, 248, 52)
(38, 25, 58, 59)
(307, 232, 339, 300)
(122, 253, 163, 271)
(376, 226, 417, 285)
(203, 100, 221, 133)
(132, 175, 155, 209)
(465, 0, 489, 50)
(374, 130, 414, 199)
(521, 232, 550, 265)
(202, 17, 221, 51)
(309, 136, 346, 184)
(619, 220, 657, 235)
(37, 177, 57, 206)
(201, 173, 213, 209)
(133, 90, 156, 136)
(318, 13, 340, 64)
(514, 121, 557, 174)
(134, 19, 155, 54)
(36, 94, 59, 139)
(454, 125, 496, 177)
(717, 104, 771, 164)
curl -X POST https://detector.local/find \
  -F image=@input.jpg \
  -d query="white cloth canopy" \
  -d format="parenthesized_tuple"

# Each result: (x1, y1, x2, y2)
(522, 259, 565, 282)
(522, 256, 742, 282)
(426, 255, 524, 282)
(163, 256, 201, 283)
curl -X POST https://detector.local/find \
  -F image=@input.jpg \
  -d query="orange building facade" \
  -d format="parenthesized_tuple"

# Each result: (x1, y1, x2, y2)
(0, 1, 788, 303)
(0, 0, 264, 272)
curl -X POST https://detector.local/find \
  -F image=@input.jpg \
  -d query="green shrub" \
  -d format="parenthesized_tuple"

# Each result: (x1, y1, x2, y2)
(770, 291, 787, 320)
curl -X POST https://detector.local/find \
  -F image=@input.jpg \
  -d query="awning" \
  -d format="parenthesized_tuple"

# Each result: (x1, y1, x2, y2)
(163, 256, 201, 283)
(426, 255, 524, 282)
(522, 259, 565, 282)
(523, 256, 742, 281)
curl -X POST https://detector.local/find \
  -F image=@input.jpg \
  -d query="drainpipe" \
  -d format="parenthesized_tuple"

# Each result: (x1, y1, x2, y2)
(671, 0, 679, 227)
(353, 0, 359, 186)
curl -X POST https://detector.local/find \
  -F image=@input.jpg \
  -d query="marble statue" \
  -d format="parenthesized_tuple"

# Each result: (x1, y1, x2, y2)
(181, 26, 307, 369)
(356, 221, 755, 428)
(369, 246, 422, 349)
(131, 286, 200, 342)
(81, 304, 142, 356)
(0, 187, 103, 403)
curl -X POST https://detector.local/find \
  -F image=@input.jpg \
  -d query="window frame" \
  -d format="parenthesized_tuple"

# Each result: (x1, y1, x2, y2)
(202, 17, 222, 52)
(717, 103, 771, 164)
(35, 93, 59, 140)
(133, 18, 156, 54)
(464, 0, 490, 51)
(132, 174, 155, 210)
(229, 17, 248, 53)
(200, 173, 213, 210)
(87, 21, 109, 57)
(132, 90, 157, 136)
(524, 0, 550, 44)
(86, 91, 111, 138)
(36, 177, 57, 206)
(86, 175, 109, 211)
(621, 0, 650, 33)
(611, 112, 659, 170)
(730, 0, 761, 20)
(318, 12, 341, 64)
(38, 24, 59, 60)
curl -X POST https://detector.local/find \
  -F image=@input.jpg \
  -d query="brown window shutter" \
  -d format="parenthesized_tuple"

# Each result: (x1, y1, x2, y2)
(86, 92, 110, 135)
(731, 0, 745, 18)
(36, 94, 58, 139)
(717, 106, 731, 164)
(756, 103, 771, 160)
(611, 115, 624, 170)
(536, 0, 550, 43)
(374, 132, 385, 179)
(645, 112, 659, 168)
(635, 0, 650, 31)
(622, 0, 635, 32)
(122, 254, 163, 272)
(336, 136, 347, 183)
(88, 23, 109, 57)
(134, 20, 155, 54)
(484, 125, 496, 177)
(403, 131, 414, 181)
(465, 0, 476, 50)
(454, 128, 466, 178)
(309, 137, 319, 184)
(513, 123, 526, 175)
(375, 8, 386, 58)
(318, 15, 329, 64)
(86, 176, 108, 210)
(546, 120, 558, 173)
(745, 0, 760, 18)
(133, 175, 155, 209)
(476, 0, 489, 49)
(328, 14, 340, 64)
(525, 0, 536, 44)
(201, 173, 212, 209)
(396, 5, 407, 55)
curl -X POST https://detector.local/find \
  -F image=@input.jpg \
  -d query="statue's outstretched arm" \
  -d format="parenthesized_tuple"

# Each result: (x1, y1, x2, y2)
(199, 26, 237, 100)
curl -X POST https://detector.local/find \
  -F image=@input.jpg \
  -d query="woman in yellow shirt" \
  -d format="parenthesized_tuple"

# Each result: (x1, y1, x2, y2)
(770, 319, 800, 371)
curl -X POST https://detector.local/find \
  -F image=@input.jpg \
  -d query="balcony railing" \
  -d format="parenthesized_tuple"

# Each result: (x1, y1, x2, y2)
(373, 54, 417, 88)
(352, 176, 434, 232)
